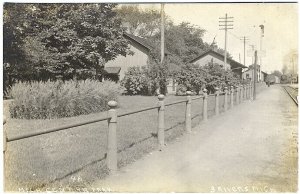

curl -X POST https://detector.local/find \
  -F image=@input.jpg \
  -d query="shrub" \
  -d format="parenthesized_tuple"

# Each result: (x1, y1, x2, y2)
(121, 61, 169, 96)
(9, 79, 123, 119)
(174, 63, 206, 95)
(176, 84, 187, 96)
(172, 62, 244, 95)
(120, 67, 149, 95)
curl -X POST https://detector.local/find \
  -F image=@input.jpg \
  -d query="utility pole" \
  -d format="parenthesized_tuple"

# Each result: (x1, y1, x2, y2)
(253, 50, 258, 100)
(156, 3, 165, 95)
(249, 44, 255, 64)
(219, 13, 234, 70)
(259, 25, 264, 82)
(160, 3, 165, 64)
(240, 36, 249, 66)
(259, 25, 264, 67)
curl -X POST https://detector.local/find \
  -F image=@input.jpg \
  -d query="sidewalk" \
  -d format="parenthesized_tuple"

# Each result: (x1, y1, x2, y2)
(92, 85, 298, 192)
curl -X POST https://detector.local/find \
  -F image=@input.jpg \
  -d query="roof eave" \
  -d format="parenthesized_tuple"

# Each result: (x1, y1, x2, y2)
(123, 33, 152, 51)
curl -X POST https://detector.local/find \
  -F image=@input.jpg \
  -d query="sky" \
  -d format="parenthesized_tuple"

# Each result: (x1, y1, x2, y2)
(138, 3, 298, 74)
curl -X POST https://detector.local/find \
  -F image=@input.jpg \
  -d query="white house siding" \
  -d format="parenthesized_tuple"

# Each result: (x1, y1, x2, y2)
(275, 76, 280, 83)
(167, 78, 178, 94)
(242, 70, 251, 80)
(105, 41, 149, 80)
(192, 55, 231, 70)
(261, 72, 265, 82)
(242, 66, 263, 82)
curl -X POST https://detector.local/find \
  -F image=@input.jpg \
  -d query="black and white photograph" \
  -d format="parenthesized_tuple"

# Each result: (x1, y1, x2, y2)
(2, 1, 298, 192)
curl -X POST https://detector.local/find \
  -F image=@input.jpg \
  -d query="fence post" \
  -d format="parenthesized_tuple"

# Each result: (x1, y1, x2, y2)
(242, 85, 245, 101)
(249, 83, 252, 99)
(236, 85, 240, 104)
(245, 84, 248, 100)
(240, 85, 244, 102)
(185, 91, 192, 133)
(215, 88, 219, 116)
(247, 84, 249, 99)
(158, 94, 165, 150)
(107, 101, 118, 172)
(230, 86, 234, 108)
(203, 88, 208, 122)
(224, 87, 228, 111)
(250, 83, 253, 99)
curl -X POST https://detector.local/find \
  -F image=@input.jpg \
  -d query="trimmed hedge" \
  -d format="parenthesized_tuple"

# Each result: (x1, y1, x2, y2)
(9, 79, 124, 119)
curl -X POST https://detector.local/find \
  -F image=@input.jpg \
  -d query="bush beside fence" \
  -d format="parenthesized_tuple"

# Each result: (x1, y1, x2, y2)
(8, 80, 123, 119)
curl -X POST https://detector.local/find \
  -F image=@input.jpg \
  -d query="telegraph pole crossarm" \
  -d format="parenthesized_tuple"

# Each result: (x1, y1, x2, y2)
(219, 13, 234, 70)
(240, 36, 250, 67)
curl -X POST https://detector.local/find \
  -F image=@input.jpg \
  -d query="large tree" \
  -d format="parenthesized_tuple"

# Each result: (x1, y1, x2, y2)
(4, 3, 131, 81)
(116, 5, 162, 37)
(271, 70, 283, 78)
(116, 5, 232, 64)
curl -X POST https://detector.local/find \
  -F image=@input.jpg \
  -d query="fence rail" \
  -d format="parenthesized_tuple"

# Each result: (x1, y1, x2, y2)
(6, 116, 111, 142)
(165, 99, 188, 107)
(3, 83, 253, 173)
(118, 105, 159, 118)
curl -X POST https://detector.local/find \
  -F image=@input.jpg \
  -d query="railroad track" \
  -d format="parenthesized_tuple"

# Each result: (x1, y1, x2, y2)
(282, 85, 298, 106)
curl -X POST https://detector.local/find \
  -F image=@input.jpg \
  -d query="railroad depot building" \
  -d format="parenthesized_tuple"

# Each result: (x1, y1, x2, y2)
(103, 33, 152, 82)
(189, 50, 247, 78)
(242, 64, 268, 82)
(104, 33, 174, 93)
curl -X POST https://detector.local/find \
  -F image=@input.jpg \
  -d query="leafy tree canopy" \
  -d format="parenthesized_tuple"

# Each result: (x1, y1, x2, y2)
(116, 4, 232, 65)
(117, 5, 162, 37)
(271, 70, 283, 78)
(4, 3, 131, 80)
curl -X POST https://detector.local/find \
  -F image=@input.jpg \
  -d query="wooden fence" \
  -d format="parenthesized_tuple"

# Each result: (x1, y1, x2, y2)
(3, 83, 253, 173)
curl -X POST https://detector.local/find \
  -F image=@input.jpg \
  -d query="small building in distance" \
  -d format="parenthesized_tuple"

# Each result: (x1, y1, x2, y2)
(242, 64, 267, 82)
(189, 50, 247, 78)
(266, 74, 280, 84)
(261, 71, 268, 82)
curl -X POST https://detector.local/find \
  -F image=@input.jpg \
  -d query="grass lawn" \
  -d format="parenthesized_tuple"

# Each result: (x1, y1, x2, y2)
(4, 83, 267, 191)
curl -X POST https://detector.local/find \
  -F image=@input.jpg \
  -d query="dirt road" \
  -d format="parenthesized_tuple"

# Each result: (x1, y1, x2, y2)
(93, 85, 298, 192)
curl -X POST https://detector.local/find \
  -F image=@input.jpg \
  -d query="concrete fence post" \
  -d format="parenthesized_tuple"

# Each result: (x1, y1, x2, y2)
(247, 84, 250, 99)
(245, 84, 248, 99)
(236, 85, 240, 104)
(215, 88, 220, 116)
(249, 83, 251, 99)
(185, 91, 192, 133)
(243, 85, 246, 101)
(107, 101, 118, 172)
(158, 94, 165, 150)
(224, 87, 228, 111)
(203, 88, 208, 122)
(241, 85, 245, 102)
(250, 82, 253, 99)
(244, 84, 246, 99)
(250, 84, 252, 99)
(230, 86, 234, 108)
